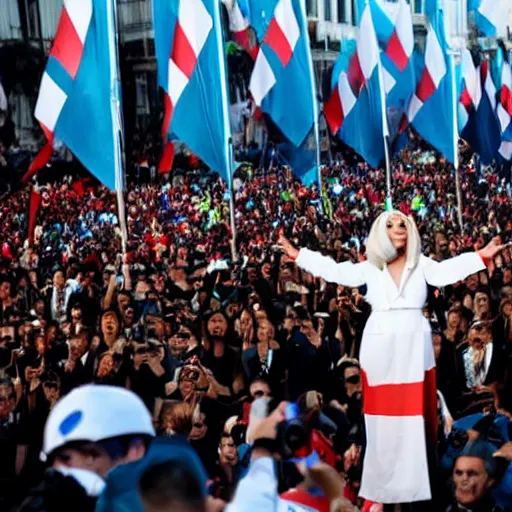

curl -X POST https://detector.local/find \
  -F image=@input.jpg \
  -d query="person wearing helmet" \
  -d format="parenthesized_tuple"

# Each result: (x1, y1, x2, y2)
(17, 385, 155, 511)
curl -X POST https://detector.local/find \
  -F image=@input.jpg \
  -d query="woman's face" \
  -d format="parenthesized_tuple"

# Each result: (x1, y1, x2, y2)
(35, 336, 46, 356)
(503, 302, 512, 317)
(207, 313, 228, 338)
(53, 271, 65, 289)
(97, 353, 115, 377)
(240, 310, 253, 333)
(0, 281, 11, 302)
(386, 215, 408, 250)
(254, 310, 268, 324)
(475, 293, 490, 314)
(257, 320, 272, 342)
(178, 378, 195, 397)
(46, 326, 57, 343)
(101, 312, 119, 338)
(448, 312, 461, 329)
(168, 332, 189, 357)
(0, 384, 16, 419)
(189, 411, 207, 440)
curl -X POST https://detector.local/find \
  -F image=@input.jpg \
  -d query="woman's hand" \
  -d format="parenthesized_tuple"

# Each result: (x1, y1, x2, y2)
(479, 237, 509, 263)
(277, 237, 299, 260)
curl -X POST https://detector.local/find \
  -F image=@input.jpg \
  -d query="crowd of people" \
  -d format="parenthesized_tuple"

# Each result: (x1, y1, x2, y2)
(1, 146, 512, 511)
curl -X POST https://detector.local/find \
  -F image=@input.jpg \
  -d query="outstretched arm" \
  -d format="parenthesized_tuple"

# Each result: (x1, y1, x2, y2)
(422, 237, 507, 288)
(422, 253, 486, 288)
(277, 237, 366, 287)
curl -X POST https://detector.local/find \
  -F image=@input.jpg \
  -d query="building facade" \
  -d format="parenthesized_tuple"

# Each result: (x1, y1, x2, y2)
(1, 0, 511, 149)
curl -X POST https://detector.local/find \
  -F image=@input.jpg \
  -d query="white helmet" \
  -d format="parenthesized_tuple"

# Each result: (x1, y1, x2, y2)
(43, 385, 155, 459)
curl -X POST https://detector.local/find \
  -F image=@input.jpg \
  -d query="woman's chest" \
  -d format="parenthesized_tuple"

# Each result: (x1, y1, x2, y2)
(365, 265, 428, 306)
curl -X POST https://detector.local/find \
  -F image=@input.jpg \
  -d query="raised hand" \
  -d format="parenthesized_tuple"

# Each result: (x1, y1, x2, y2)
(277, 236, 299, 260)
(479, 236, 509, 262)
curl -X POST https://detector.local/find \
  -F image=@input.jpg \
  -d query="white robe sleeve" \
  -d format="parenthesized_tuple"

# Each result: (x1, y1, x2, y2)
(295, 248, 367, 287)
(226, 457, 278, 512)
(421, 253, 486, 288)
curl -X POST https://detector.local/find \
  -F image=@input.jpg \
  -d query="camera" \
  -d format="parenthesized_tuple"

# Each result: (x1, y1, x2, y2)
(276, 416, 310, 459)
(274, 402, 310, 459)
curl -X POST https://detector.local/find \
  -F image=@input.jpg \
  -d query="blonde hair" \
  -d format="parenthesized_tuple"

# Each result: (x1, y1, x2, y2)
(365, 211, 421, 270)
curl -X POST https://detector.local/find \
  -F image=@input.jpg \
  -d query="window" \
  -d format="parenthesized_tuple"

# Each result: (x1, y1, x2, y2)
(306, 0, 318, 17)
(412, 0, 423, 14)
(26, 0, 40, 39)
(351, 0, 357, 25)
(337, 0, 346, 22)
(135, 73, 150, 116)
(324, 0, 332, 21)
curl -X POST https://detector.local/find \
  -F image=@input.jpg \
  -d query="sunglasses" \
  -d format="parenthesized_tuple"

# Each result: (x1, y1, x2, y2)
(345, 375, 361, 385)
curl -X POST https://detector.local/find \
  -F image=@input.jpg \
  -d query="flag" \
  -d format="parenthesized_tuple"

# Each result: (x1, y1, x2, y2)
(24, 0, 118, 189)
(496, 50, 512, 161)
(381, 0, 415, 142)
(158, 140, 176, 174)
(28, 185, 41, 245)
(407, 0, 456, 163)
(324, 3, 385, 168)
(468, 0, 506, 38)
(276, 126, 318, 186)
(459, 49, 501, 165)
(351, 0, 416, 146)
(249, 0, 315, 148)
(221, 0, 258, 59)
(457, 48, 480, 135)
(474, 60, 501, 164)
(154, 0, 231, 184)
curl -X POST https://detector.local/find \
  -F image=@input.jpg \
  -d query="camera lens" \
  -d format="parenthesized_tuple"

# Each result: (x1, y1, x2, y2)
(283, 419, 309, 453)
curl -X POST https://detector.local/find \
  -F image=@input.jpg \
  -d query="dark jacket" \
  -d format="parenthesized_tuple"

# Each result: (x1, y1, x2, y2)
(96, 436, 207, 512)
(15, 469, 98, 512)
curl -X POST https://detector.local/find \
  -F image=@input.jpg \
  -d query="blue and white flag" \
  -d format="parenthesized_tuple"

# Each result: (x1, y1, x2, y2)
(248, 0, 315, 148)
(25, 0, 119, 188)
(468, 0, 506, 38)
(325, 3, 386, 168)
(496, 48, 512, 161)
(154, 0, 231, 184)
(407, 0, 456, 163)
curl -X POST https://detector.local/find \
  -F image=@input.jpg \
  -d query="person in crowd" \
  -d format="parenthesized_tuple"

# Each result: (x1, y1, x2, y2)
(17, 384, 154, 511)
(278, 210, 505, 506)
(446, 440, 502, 512)
(457, 321, 503, 394)
(2, 149, 512, 511)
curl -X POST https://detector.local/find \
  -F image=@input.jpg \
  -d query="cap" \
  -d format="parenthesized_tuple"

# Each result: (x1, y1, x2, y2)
(43, 385, 155, 459)
(459, 439, 497, 476)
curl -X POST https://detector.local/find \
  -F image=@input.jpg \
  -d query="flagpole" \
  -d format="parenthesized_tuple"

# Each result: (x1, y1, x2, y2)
(299, 0, 322, 188)
(374, 19, 393, 210)
(214, 0, 237, 262)
(106, 0, 129, 254)
(449, 49, 463, 234)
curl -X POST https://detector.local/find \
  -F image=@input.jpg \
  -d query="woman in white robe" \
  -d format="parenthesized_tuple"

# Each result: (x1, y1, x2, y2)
(278, 210, 505, 505)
